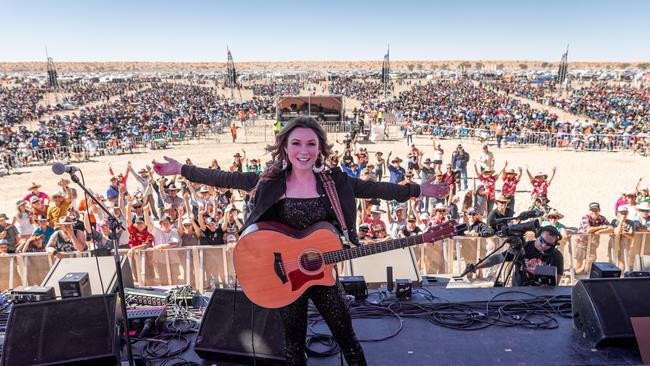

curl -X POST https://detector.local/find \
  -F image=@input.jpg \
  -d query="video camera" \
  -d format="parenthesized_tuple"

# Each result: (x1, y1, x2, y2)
(495, 209, 543, 238)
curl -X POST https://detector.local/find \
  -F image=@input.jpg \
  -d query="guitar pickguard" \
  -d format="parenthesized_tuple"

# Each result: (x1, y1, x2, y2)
(288, 269, 324, 291)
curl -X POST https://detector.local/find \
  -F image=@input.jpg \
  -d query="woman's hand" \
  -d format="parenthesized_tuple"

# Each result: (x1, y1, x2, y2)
(152, 156, 182, 176)
(419, 180, 450, 199)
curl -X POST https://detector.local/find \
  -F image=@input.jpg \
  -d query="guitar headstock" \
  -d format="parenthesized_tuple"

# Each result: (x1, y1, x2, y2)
(422, 220, 466, 243)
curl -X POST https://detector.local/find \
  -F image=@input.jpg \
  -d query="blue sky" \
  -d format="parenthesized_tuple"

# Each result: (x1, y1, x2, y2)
(1, 0, 649, 62)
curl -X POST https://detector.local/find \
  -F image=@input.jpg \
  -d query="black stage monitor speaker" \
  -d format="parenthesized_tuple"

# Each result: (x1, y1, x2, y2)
(195, 288, 286, 365)
(572, 278, 650, 347)
(41, 256, 133, 297)
(1, 294, 120, 366)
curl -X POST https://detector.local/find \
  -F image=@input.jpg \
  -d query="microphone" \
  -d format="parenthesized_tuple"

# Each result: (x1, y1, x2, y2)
(52, 162, 80, 175)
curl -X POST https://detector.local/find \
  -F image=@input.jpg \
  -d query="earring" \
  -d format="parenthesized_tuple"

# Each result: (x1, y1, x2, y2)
(312, 157, 325, 173)
(281, 159, 288, 170)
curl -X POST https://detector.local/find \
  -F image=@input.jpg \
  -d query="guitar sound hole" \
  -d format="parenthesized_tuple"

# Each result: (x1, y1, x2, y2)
(299, 252, 323, 272)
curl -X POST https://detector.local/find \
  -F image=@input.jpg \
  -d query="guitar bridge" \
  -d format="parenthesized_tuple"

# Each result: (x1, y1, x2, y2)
(273, 252, 288, 284)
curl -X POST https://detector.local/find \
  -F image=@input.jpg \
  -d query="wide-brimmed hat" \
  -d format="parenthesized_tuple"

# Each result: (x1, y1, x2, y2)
(37, 215, 49, 222)
(495, 195, 511, 203)
(370, 205, 385, 214)
(637, 202, 650, 211)
(59, 216, 75, 225)
(167, 183, 181, 191)
(547, 209, 564, 219)
(482, 168, 494, 174)
(198, 186, 210, 193)
(423, 158, 432, 164)
(0, 213, 9, 220)
(233, 152, 242, 158)
(534, 172, 548, 178)
(434, 203, 446, 211)
(16, 200, 27, 207)
(391, 157, 402, 163)
(504, 168, 516, 175)
(407, 214, 417, 222)
(28, 182, 41, 190)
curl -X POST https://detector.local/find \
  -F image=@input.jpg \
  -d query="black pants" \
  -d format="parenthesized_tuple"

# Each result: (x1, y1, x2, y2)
(279, 283, 366, 366)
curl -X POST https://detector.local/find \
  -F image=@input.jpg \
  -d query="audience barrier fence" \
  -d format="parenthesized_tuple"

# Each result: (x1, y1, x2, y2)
(2, 232, 648, 293)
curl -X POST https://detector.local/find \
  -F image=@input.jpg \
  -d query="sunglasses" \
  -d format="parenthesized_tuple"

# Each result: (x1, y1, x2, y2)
(468, 213, 477, 216)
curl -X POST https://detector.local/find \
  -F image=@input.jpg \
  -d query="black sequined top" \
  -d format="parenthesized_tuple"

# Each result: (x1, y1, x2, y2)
(276, 197, 333, 231)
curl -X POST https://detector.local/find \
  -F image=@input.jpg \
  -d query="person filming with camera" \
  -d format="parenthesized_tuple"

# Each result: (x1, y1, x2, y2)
(465, 225, 564, 286)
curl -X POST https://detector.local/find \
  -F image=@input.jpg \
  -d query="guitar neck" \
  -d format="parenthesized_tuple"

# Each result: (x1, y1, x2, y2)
(322, 222, 458, 264)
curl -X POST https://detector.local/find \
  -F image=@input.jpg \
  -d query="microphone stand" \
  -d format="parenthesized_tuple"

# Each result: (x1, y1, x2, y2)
(68, 172, 135, 366)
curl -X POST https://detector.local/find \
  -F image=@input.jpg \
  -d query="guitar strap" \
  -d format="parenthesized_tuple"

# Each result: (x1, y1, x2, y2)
(319, 172, 355, 247)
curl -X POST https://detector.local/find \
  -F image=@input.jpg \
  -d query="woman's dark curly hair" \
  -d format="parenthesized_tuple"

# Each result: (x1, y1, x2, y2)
(259, 116, 333, 181)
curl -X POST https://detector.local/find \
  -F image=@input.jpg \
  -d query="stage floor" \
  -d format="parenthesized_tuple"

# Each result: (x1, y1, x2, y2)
(126, 286, 643, 366)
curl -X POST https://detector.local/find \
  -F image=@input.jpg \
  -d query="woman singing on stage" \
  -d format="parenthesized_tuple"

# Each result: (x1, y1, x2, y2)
(153, 116, 445, 366)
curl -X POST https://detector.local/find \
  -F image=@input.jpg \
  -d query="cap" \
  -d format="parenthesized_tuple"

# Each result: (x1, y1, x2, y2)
(0, 213, 8, 220)
(617, 205, 629, 213)
(539, 225, 562, 241)
(182, 218, 192, 225)
(589, 202, 600, 210)
(30, 196, 40, 203)
(370, 205, 385, 214)
(434, 203, 446, 211)
(37, 215, 49, 221)
(226, 234, 237, 243)
(420, 213, 430, 220)
(358, 223, 370, 232)
(134, 216, 146, 223)
(159, 215, 172, 223)
(467, 207, 477, 215)
(407, 214, 417, 222)
(16, 200, 27, 206)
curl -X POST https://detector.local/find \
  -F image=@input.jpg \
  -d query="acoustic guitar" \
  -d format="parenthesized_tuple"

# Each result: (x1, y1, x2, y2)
(234, 220, 465, 308)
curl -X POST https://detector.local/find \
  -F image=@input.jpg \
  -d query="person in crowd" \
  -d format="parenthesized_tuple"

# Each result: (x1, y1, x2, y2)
(451, 144, 470, 190)
(477, 144, 494, 172)
(374, 151, 386, 182)
(198, 206, 224, 245)
(47, 179, 73, 228)
(32, 215, 55, 244)
(16, 234, 45, 253)
(486, 196, 514, 233)
(0, 213, 20, 253)
(461, 207, 494, 279)
(500, 162, 522, 212)
(13, 200, 33, 241)
(24, 182, 49, 205)
(474, 163, 502, 212)
(152, 117, 444, 366)
(386, 153, 406, 184)
(610, 205, 638, 271)
(575, 202, 612, 274)
(46, 217, 86, 258)
(398, 214, 422, 238)
(526, 166, 557, 202)
(635, 202, 650, 231)
(126, 215, 153, 257)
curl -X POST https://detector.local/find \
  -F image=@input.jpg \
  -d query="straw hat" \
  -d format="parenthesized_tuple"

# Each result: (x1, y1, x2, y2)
(28, 182, 41, 190)
(547, 209, 564, 219)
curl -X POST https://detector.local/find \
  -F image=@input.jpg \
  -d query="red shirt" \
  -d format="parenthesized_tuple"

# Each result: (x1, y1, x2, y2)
(531, 180, 550, 198)
(501, 177, 520, 198)
(128, 225, 153, 249)
(479, 176, 497, 200)
(364, 217, 387, 233)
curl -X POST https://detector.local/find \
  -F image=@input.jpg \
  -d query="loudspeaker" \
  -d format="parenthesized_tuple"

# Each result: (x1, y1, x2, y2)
(42, 256, 133, 297)
(572, 278, 650, 347)
(589, 262, 621, 278)
(195, 288, 286, 365)
(1, 294, 120, 366)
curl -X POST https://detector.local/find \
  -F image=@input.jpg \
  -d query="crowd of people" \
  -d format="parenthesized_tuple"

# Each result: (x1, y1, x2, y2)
(2, 133, 648, 283)
(492, 80, 649, 136)
(328, 77, 391, 102)
(0, 82, 276, 172)
(0, 83, 47, 124)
